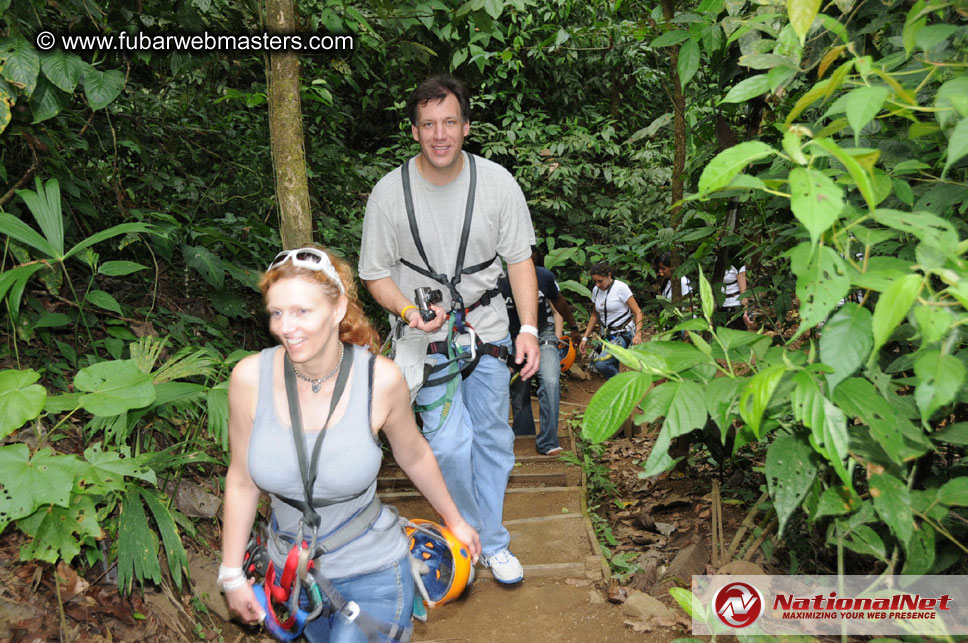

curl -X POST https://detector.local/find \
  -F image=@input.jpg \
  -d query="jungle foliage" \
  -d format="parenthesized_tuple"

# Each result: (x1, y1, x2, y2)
(1, 0, 966, 598)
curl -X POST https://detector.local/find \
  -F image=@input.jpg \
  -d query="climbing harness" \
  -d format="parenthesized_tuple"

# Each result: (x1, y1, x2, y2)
(396, 154, 509, 426)
(245, 346, 412, 642)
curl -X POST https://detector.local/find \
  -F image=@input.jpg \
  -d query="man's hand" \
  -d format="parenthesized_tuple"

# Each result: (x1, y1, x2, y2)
(514, 332, 540, 380)
(404, 303, 448, 333)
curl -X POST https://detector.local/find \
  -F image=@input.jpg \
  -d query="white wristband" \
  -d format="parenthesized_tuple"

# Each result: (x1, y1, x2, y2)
(217, 564, 246, 591)
(519, 325, 539, 338)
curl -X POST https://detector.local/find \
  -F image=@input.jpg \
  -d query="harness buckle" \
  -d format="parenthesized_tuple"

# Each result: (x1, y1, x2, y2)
(343, 600, 362, 622)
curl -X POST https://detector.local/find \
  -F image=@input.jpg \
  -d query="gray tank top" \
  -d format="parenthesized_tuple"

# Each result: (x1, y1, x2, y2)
(248, 344, 407, 579)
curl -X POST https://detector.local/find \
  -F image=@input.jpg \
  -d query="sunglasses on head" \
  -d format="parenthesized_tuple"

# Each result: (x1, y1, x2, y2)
(268, 248, 345, 294)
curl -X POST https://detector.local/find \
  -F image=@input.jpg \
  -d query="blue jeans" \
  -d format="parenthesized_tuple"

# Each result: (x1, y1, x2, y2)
(301, 554, 414, 643)
(510, 330, 561, 454)
(589, 331, 632, 380)
(416, 334, 514, 555)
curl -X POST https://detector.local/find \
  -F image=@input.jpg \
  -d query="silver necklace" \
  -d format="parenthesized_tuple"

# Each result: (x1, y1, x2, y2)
(292, 342, 344, 393)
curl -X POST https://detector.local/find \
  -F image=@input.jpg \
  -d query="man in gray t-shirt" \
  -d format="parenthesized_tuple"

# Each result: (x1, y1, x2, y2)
(359, 75, 539, 585)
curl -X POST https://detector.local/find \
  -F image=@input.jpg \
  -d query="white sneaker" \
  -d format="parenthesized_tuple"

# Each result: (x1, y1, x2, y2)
(482, 548, 524, 584)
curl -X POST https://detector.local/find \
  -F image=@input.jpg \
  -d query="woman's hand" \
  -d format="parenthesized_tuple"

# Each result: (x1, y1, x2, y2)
(445, 518, 482, 563)
(224, 580, 266, 625)
(579, 337, 588, 355)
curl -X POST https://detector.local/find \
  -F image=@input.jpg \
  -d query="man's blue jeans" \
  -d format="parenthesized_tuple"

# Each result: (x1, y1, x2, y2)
(301, 554, 414, 643)
(589, 331, 632, 380)
(416, 334, 514, 555)
(510, 330, 561, 454)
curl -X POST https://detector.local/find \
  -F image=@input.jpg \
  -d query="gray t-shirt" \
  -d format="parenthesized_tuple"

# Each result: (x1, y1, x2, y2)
(360, 152, 535, 343)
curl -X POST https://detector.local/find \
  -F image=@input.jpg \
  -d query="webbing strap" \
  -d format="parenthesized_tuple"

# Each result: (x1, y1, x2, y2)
(400, 154, 487, 318)
(283, 345, 352, 529)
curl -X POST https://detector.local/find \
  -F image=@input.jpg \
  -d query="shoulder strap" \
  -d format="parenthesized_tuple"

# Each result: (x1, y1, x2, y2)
(283, 344, 353, 528)
(399, 154, 480, 302)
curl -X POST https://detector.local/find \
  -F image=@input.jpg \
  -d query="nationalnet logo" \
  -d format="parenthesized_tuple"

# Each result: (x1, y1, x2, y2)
(693, 575, 968, 635)
(714, 581, 764, 627)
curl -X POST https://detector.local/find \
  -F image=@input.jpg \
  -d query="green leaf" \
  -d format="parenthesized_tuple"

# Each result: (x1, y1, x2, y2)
(902, 0, 927, 58)
(183, 245, 224, 289)
(720, 74, 770, 104)
(698, 267, 714, 323)
(932, 422, 968, 445)
(116, 489, 162, 592)
(819, 303, 872, 392)
(934, 77, 968, 130)
(63, 222, 152, 261)
(942, 118, 968, 178)
(842, 523, 886, 561)
(821, 399, 851, 488)
(0, 445, 79, 532)
(789, 167, 844, 248)
(845, 86, 888, 145)
(582, 372, 652, 443)
(139, 487, 188, 590)
(869, 473, 913, 546)
(0, 37, 40, 96)
(482, 0, 504, 19)
(705, 376, 745, 438)
(913, 350, 964, 422)
(914, 23, 956, 52)
(834, 378, 927, 465)
(82, 444, 156, 493)
(814, 486, 856, 518)
(0, 85, 10, 135)
(810, 137, 876, 212)
(85, 289, 122, 315)
(32, 312, 71, 329)
(739, 364, 786, 437)
(913, 305, 952, 345)
(765, 432, 819, 535)
(873, 209, 957, 253)
(99, 261, 148, 276)
(16, 492, 101, 564)
(870, 273, 921, 359)
(787, 0, 820, 44)
(207, 381, 230, 452)
(936, 478, 968, 507)
(14, 177, 64, 258)
(652, 30, 691, 48)
(792, 370, 824, 431)
(0, 369, 47, 439)
(677, 39, 700, 89)
(901, 523, 934, 575)
(40, 50, 85, 93)
(28, 76, 67, 123)
(81, 67, 124, 111)
(641, 381, 707, 477)
(788, 243, 850, 335)
(74, 360, 155, 417)
(697, 141, 775, 196)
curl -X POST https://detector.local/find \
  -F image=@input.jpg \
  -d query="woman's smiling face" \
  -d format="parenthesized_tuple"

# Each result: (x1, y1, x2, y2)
(266, 276, 345, 364)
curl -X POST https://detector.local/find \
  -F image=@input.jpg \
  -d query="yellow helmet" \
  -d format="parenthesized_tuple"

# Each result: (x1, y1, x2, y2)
(406, 519, 474, 607)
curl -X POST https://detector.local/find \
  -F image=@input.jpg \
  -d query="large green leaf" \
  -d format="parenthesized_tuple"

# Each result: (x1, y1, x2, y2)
(913, 350, 964, 422)
(845, 86, 888, 145)
(942, 117, 968, 178)
(934, 76, 968, 130)
(765, 432, 819, 534)
(792, 370, 824, 431)
(12, 177, 64, 257)
(28, 76, 67, 123)
(834, 378, 927, 464)
(207, 381, 230, 452)
(697, 141, 775, 196)
(720, 74, 770, 104)
(936, 478, 968, 507)
(62, 222, 152, 261)
(873, 209, 957, 254)
(80, 444, 156, 494)
(739, 364, 786, 437)
(582, 372, 652, 443)
(139, 487, 189, 590)
(0, 445, 79, 532)
(0, 213, 58, 258)
(932, 422, 968, 445)
(870, 273, 921, 359)
(678, 38, 700, 89)
(0, 85, 10, 135)
(0, 368, 47, 439)
(902, 0, 928, 58)
(652, 30, 691, 47)
(705, 376, 745, 439)
(819, 303, 872, 391)
(869, 473, 913, 547)
(81, 67, 124, 110)
(40, 50, 85, 93)
(811, 137, 876, 212)
(99, 260, 149, 276)
(821, 399, 851, 488)
(913, 303, 953, 344)
(0, 37, 39, 96)
(789, 167, 844, 248)
(74, 360, 155, 417)
(183, 245, 224, 288)
(116, 489, 162, 592)
(85, 289, 123, 315)
(16, 493, 100, 564)
(789, 243, 850, 335)
(787, 0, 820, 44)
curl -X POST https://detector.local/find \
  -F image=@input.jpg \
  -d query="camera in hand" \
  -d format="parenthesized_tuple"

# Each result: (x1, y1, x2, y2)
(414, 287, 443, 322)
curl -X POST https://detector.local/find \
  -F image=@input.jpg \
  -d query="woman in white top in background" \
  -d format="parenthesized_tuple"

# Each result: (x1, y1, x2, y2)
(578, 261, 643, 379)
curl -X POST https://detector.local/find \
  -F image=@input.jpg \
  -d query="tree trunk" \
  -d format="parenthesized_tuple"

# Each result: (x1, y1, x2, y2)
(662, 0, 686, 303)
(266, 0, 312, 249)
